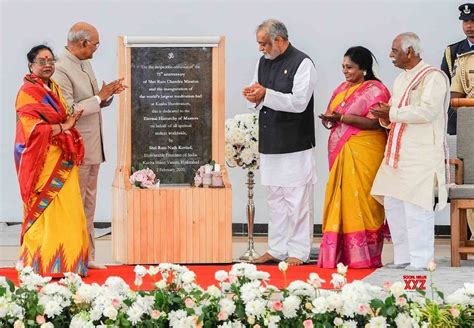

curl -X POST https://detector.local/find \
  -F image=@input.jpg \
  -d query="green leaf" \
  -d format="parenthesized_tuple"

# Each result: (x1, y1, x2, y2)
(171, 295, 182, 303)
(370, 299, 385, 309)
(6, 279, 15, 292)
(385, 296, 395, 306)
(417, 289, 426, 296)
(121, 317, 131, 326)
(235, 303, 246, 318)
(436, 290, 445, 301)
(386, 305, 397, 316)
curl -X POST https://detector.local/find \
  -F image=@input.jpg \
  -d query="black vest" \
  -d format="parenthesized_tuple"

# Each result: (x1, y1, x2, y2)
(258, 44, 315, 154)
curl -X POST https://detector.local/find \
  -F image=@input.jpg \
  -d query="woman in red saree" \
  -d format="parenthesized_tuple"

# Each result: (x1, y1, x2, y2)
(15, 45, 89, 276)
(317, 46, 391, 268)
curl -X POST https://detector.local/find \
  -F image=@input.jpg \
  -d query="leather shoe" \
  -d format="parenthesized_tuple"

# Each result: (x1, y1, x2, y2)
(88, 260, 107, 269)
(385, 262, 409, 269)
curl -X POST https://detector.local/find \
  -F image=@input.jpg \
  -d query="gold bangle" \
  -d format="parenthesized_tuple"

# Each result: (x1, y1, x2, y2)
(59, 123, 64, 133)
(340, 114, 344, 123)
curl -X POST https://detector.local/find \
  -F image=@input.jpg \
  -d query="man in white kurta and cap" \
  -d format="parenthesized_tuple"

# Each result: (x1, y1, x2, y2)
(371, 32, 450, 271)
(242, 19, 317, 266)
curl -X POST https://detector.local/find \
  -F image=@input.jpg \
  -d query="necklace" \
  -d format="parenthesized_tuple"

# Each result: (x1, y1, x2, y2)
(340, 82, 363, 107)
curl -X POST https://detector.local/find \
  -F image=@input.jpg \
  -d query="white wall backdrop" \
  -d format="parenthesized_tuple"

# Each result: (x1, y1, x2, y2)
(0, 0, 463, 225)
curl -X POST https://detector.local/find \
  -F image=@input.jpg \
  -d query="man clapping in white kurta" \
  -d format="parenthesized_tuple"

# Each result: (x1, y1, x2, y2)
(371, 32, 450, 271)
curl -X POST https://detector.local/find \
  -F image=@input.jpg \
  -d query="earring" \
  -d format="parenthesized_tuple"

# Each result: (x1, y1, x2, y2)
(363, 71, 367, 76)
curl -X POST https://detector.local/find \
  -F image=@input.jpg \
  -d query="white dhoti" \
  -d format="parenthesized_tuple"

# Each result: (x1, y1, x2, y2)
(384, 196, 434, 268)
(266, 182, 314, 262)
(246, 56, 318, 263)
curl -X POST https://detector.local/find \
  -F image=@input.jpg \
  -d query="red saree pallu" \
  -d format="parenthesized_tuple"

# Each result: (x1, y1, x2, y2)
(15, 74, 88, 276)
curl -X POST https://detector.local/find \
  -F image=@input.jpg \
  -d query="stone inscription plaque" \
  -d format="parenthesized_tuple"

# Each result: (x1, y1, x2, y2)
(131, 47, 212, 185)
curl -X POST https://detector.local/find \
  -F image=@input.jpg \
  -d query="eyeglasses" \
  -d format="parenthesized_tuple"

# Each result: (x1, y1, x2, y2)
(33, 58, 56, 66)
(86, 39, 100, 49)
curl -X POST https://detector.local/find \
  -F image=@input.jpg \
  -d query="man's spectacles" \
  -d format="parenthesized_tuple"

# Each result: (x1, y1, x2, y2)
(86, 39, 100, 49)
(33, 58, 56, 66)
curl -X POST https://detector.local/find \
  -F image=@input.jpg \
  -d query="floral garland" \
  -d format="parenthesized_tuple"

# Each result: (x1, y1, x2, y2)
(225, 113, 259, 170)
(0, 263, 473, 328)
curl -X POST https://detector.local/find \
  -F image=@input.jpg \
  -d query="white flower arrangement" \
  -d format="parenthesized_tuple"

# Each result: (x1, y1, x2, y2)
(0, 263, 473, 327)
(129, 167, 159, 189)
(225, 113, 259, 170)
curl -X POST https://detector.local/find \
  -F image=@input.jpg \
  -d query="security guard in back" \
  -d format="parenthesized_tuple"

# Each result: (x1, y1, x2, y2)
(441, 3, 474, 134)
(450, 4, 474, 240)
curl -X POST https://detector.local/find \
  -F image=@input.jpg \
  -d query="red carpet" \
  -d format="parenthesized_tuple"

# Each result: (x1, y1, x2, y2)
(0, 264, 375, 290)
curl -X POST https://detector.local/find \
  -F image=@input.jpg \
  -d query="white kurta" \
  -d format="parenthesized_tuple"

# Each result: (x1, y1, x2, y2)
(371, 60, 450, 211)
(247, 58, 317, 187)
(246, 56, 317, 261)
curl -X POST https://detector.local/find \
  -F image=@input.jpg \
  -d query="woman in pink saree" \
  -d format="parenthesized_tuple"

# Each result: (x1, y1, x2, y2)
(318, 47, 391, 268)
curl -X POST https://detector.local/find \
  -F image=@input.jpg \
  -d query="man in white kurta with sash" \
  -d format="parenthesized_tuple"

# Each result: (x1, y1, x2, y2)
(371, 32, 450, 271)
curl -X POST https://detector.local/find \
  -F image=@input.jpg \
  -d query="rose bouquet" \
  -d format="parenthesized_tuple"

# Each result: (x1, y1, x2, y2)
(129, 168, 160, 189)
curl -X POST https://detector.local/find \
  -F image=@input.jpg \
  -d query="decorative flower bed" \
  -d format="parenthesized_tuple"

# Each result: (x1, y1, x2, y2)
(0, 263, 472, 327)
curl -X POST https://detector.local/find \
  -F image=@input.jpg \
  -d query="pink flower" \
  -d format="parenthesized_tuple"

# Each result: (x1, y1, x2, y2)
(357, 303, 369, 315)
(303, 320, 314, 328)
(383, 280, 392, 291)
(198, 166, 205, 176)
(136, 171, 148, 182)
(36, 315, 45, 325)
(308, 273, 325, 288)
(272, 301, 283, 311)
(253, 325, 261, 328)
(194, 175, 203, 186)
(312, 281, 322, 288)
(396, 297, 407, 307)
(450, 307, 460, 318)
(217, 311, 228, 321)
(185, 298, 194, 308)
(130, 171, 143, 184)
(144, 168, 156, 181)
(112, 298, 120, 308)
(427, 260, 437, 272)
(142, 179, 154, 187)
(151, 310, 161, 319)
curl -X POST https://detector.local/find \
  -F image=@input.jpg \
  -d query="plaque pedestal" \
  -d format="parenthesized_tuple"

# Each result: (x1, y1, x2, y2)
(112, 36, 231, 264)
(112, 168, 232, 264)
